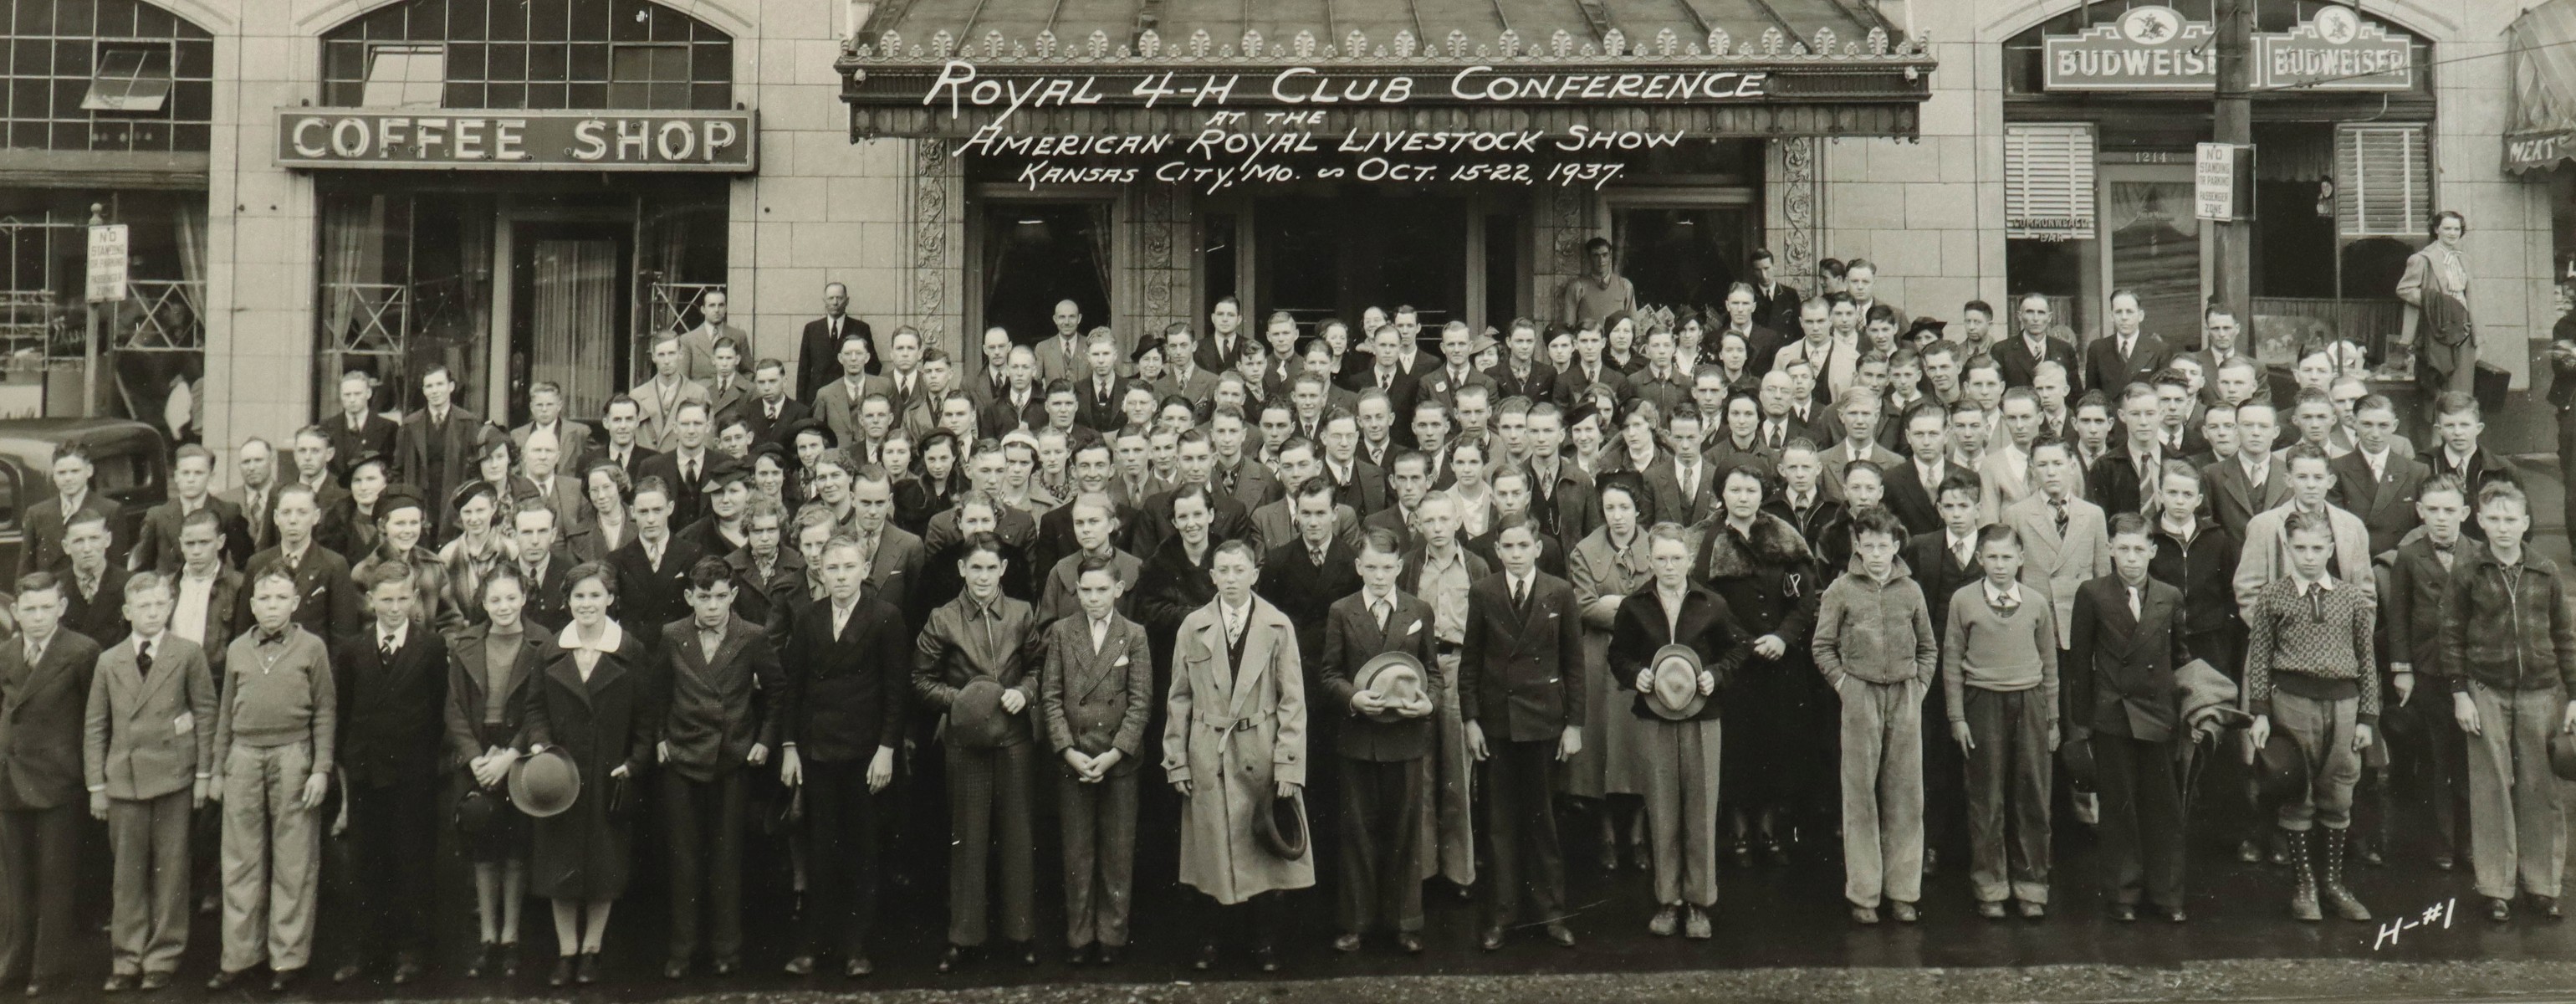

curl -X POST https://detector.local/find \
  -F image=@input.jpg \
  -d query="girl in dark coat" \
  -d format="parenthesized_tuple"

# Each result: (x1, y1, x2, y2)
(444, 571, 549, 979)
(1697, 466, 1823, 866)
(1133, 489, 1221, 677)
(516, 561, 655, 986)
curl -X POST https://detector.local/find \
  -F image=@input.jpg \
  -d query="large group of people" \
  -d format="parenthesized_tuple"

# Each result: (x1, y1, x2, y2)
(0, 224, 2570, 996)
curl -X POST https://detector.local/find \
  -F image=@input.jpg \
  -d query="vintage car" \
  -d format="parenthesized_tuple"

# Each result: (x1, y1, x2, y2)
(0, 417, 168, 577)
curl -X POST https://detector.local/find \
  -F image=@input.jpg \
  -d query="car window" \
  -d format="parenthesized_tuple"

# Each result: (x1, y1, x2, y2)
(93, 450, 156, 500)
(0, 464, 19, 531)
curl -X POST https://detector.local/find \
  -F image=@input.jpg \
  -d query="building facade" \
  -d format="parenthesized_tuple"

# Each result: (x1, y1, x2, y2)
(0, 0, 2543, 462)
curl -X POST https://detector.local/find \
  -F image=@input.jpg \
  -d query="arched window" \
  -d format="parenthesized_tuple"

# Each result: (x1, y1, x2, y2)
(320, 0, 732, 111)
(0, 0, 213, 152)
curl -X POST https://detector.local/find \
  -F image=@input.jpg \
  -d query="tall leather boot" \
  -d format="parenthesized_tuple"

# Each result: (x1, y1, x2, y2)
(2321, 827, 2372, 921)
(2286, 829, 2322, 922)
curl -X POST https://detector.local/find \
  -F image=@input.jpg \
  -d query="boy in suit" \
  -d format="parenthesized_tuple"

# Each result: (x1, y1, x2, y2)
(0, 573, 104, 996)
(610, 478, 705, 638)
(2384, 475, 2470, 873)
(85, 571, 217, 991)
(207, 567, 336, 991)
(1908, 469, 1986, 876)
(1319, 529, 1438, 954)
(657, 556, 782, 978)
(130, 445, 244, 575)
(2067, 514, 2200, 923)
(20, 443, 117, 581)
(779, 536, 910, 979)
(1040, 494, 1140, 624)
(59, 509, 132, 644)
(2006, 439, 2112, 658)
(1459, 521, 1585, 950)
(327, 566, 448, 986)
(1038, 555, 1153, 965)
(238, 485, 362, 642)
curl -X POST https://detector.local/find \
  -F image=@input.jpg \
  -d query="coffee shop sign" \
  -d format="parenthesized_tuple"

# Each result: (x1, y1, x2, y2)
(274, 108, 757, 172)
(2043, 5, 2414, 92)
(917, 59, 1771, 123)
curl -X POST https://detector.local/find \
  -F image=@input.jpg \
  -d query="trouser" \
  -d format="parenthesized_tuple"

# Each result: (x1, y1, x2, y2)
(2093, 733, 2186, 908)
(1056, 766, 1137, 949)
(662, 770, 747, 963)
(1920, 669, 1965, 859)
(2185, 627, 2263, 842)
(107, 791, 192, 976)
(800, 758, 882, 957)
(1643, 716, 1723, 909)
(2559, 405, 2576, 543)
(219, 742, 319, 973)
(1962, 687, 2051, 904)
(2271, 690, 2362, 832)
(1481, 738, 1566, 926)
(1193, 888, 1285, 951)
(1840, 678, 1924, 909)
(2403, 682, 2472, 859)
(2466, 683, 2567, 900)
(0, 803, 79, 982)
(1337, 756, 1425, 935)
(339, 777, 436, 962)
(945, 740, 1035, 946)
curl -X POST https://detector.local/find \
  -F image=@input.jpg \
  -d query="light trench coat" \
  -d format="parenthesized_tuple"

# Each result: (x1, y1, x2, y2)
(1564, 526, 1654, 800)
(1163, 595, 1315, 904)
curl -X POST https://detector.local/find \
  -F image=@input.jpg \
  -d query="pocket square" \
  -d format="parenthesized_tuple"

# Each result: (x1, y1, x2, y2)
(1113, 654, 1130, 666)
(1404, 620, 1420, 635)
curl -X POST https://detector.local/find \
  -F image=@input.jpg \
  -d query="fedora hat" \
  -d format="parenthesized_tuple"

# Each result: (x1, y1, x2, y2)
(1645, 643, 1708, 720)
(2252, 731, 2309, 807)
(2552, 732, 2576, 784)
(2059, 735, 2097, 791)
(945, 677, 1015, 749)
(1354, 652, 1429, 725)
(1253, 791, 1308, 860)
(508, 747, 580, 818)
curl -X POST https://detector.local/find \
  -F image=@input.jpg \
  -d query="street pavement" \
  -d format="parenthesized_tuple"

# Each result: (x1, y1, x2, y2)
(40, 456, 2576, 1003)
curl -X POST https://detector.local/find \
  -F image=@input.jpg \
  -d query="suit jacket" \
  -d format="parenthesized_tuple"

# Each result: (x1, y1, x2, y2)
(441, 622, 545, 770)
(655, 615, 782, 781)
(1528, 460, 1602, 546)
(84, 633, 214, 802)
(238, 545, 363, 640)
(1819, 441, 1904, 506)
(978, 388, 1049, 440)
(1459, 571, 1585, 742)
(636, 450, 738, 530)
(2328, 449, 2430, 556)
(1345, 369, 1424, 440)
(2065, 575, 2192, 741)
(130, 496, 244, 575)
(680, 323, 748, 382)
(0, 631, 102, 810)
(1994, 334, 2081, 391)
(1127, 486, 1250, 561)
(59, 564, 131, 646)
(326, 412, 401, 481)
(1550, 363, 1631, 411)
(18, 492, 119, 581)
(1881, 457, 1956, 537)
(606, 535, 705, 634)
(1040, 612, 1153, 771)
(1419, 366, 1498, 412)
(736, 396, 810, 448)
(1322, 459, 1390, 518)
(2003, 493, 2112, 649)
(393, 407, 489, 521)
(213, 485, 275, 561)
(2081, 331, 2175, 398)
(1907, 530, 1984, 643)
(1076, 375, 1127, 433)
(815, 374, 895, 449)
(2086, 448, 2173, 518)
(1318, 591, 1439, 761)
(1250, 497, 1360, 556)
(1037, 333, 1096, 387)
(781, 594, 911, 763)
(2383, 535, 2456, 675)
(630, 377, 712, 454)
(798, 315, 877, 399)
(701, 374, 752, 428)
(509, 420, 595, 474)
(331, 623, 449, 787)
(2202, 454, 2293, 543)
(1643, 453, 1722, 530)
(1150, 366, 1221, 408)
(2232, 502, 2375, 622)
(1211, 457, 1280, 513)
(1484, 360, 1557, 407)
(1258, 538, 1362, 666)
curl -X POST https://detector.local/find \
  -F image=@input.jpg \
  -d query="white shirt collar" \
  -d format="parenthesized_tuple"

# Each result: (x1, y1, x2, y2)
(1982, 579, 2023, 606)
(556, 619, 626, 653)
(376, 619, 407, 650)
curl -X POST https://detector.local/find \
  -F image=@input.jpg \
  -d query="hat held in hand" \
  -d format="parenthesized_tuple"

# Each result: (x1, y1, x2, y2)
(508, 747, 580, 819)
(1355, 652, 1429, 724)
(1646, 643, 1707, 720)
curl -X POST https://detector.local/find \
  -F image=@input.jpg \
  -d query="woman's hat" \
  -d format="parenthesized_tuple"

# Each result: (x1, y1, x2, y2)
(781, 417, 836, 448)
(1903, 317, 1950, 342)
(1646, 643, 1707, 720)
(1254, 791, 1309, 859)
(1354, 652, 1427, 725)
(508, 747, 580, 818)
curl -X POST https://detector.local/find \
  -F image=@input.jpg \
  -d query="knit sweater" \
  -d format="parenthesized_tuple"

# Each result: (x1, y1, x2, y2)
(1812, 558, 1938, 686)
(2244, 575, 2379, 725)
(1940, 581, 2060, 725)
(213, 628, 337, 773)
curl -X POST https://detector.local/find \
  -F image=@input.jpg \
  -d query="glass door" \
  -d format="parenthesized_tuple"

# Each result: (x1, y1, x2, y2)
(510, 221, 631, 423)
(2096, 163, 2205, 349)
(1255, 191, 1468, 341)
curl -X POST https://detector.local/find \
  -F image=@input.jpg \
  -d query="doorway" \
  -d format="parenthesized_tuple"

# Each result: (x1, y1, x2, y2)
(1255, 191, 1469, 336)
(2097, 163, 2205, 348)
(509, 220, 631, 423)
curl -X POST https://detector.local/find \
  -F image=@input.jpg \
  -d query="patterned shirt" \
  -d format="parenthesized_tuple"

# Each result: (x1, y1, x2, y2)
(2245, 574, 2380, 724)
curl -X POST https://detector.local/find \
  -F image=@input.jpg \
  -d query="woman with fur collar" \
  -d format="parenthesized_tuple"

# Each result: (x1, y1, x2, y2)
(1696, 467, 1825, 868)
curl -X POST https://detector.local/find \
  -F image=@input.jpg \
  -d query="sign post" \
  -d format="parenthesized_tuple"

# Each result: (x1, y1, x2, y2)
(83, 206, 125, 417)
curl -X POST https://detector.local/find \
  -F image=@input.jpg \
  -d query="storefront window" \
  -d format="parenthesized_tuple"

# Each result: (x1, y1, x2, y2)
(0, 0, 212, 152)
(0, 189, 203, 427)
(322, 0, 733, 111)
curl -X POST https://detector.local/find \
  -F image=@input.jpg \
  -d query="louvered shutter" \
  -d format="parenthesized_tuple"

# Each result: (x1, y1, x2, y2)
(2006, 123, 2098, 241)
(2336, 124, 2430, 237)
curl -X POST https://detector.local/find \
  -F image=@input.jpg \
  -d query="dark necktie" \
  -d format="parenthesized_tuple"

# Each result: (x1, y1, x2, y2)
(1511, 577, 1529, 614)
(380, 633, 396, 658)
(135, 643, 151, 675)
(2052, 498, 2070, 535)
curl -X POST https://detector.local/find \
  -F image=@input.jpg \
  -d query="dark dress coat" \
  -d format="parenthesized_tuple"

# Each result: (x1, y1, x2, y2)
(2065, 576, 2194, 742)
(1694, 513, 1824, 807)
(1606, 585, 1748, 723)
(516, 623, 656, 901)
(331, 623, 449, 789)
